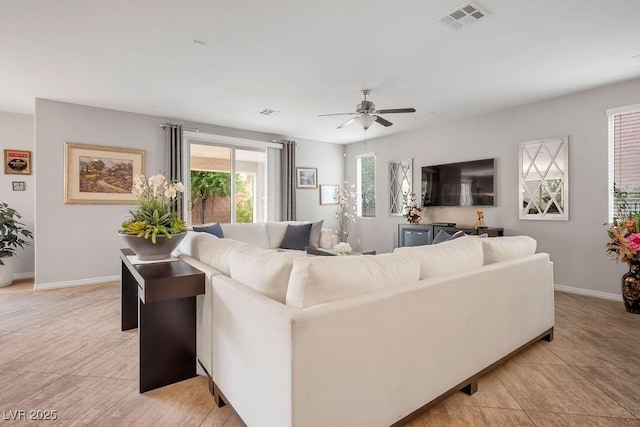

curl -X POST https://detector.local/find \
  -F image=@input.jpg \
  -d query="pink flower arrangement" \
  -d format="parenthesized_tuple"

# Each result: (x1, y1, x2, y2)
(607, 212, 640, 264)
(403, 193, 424, 223)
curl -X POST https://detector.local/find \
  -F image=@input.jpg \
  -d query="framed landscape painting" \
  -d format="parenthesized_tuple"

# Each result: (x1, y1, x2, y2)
(64, 143, 145, 204)
(296, 167, 318, 188)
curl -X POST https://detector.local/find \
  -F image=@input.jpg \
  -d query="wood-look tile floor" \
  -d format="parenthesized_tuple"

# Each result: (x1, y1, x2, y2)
(1, 280, 640, 426)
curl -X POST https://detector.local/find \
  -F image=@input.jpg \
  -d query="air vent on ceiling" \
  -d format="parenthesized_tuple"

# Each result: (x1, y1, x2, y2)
(438, 2, 487, 29)
(259, 109, 280, 115)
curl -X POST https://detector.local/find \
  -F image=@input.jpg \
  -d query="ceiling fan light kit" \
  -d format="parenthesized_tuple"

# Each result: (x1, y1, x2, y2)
(318, 89, 416, 131)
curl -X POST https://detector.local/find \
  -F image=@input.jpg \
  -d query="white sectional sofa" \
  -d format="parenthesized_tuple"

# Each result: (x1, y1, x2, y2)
(175, 223, 555, 427)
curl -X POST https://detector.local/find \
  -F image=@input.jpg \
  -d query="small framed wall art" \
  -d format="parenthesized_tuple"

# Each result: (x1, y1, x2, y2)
(4, 149, 32, 175)
(12, 181, 25, 191)
(64, 142, 145, 204)
(296, 167, 318, 189)
(320, 184, 339, 205)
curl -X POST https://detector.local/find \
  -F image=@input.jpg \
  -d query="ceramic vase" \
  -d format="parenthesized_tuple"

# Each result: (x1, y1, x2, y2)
(622, 260, 640, 314)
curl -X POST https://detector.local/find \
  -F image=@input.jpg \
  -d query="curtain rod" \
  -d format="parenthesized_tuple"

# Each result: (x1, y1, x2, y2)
(159, 123, 199, 132)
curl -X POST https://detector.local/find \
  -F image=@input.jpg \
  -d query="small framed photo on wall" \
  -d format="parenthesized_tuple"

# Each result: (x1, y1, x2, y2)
(4, 149, 32, 175)
(320, 184, 339, 205)
(12, 181, 25, 191)
(296, 167, 318, 189)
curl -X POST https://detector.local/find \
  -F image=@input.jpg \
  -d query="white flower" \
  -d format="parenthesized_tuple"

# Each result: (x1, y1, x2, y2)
(333, 242, 352, 255)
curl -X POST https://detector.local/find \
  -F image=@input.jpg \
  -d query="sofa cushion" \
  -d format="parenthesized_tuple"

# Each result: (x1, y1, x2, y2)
(481, 236, 537, 265)
(229, 245, 306, 303)
(177, 231, 251, 276)
(394, 236, 483, 280)
(279, 223, 313, 251)
(193, 223, 224, 238)
(221, 223, 270, 248)
(308, 219, 324, 248)
(286, 253, 420, 309)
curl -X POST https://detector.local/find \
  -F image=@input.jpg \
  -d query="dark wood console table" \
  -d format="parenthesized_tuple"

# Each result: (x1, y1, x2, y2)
(397, 223, 504, 247)
(120, 248, 205, 393)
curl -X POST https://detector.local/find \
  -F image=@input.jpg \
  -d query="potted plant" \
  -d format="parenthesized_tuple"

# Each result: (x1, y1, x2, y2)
(0, 203, 33, 287)
(119, 173, 187, 260)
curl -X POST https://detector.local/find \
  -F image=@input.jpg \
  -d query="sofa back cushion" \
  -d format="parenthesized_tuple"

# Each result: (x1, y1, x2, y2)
(394, 236, 484, 280)
(177, 231, 251, 276)
(228, 245, 306, 303)
(221, 223, 270, 248)
(286, 253, 420, 309)
(481, 236, 537, 265)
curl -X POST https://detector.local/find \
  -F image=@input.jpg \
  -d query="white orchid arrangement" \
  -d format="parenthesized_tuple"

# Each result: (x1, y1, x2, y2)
(120, 173, 187, 243)
(335, 182, 357, 243)
(333, 242, 353, 255)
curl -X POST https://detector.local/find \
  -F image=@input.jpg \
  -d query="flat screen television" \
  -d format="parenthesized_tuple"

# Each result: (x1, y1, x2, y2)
(421, 158, 496, 207)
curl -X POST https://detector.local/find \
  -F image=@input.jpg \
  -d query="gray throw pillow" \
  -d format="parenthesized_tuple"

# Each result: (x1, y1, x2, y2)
(193, 223, 224, 238)
(432, 230, 452, 244)
(307, 219, 324, 248)
(280, 223, 313, 251)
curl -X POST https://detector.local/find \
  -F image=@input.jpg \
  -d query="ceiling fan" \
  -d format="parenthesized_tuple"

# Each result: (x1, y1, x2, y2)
(319, 89, 416, 131)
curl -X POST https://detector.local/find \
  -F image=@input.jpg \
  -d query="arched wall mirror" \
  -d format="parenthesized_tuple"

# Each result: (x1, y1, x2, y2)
(389, 159, 412, 215)
(519, 136, 569, 220)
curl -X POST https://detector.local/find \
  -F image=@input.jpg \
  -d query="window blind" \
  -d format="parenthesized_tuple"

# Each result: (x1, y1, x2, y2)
(611, 109, 640, 221)
(357, 154, 376, 218)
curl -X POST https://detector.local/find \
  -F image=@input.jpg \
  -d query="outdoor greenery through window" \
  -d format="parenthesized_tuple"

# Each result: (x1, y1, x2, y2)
(357, 153, 376, 217)
(189, 143, 265, 225)
(609, 106, 640, 223)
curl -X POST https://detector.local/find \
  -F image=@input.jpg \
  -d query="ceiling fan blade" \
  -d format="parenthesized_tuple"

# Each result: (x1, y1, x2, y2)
(376, 108, 416, 114)
(375, 115, 393, 127)
(318, 112, 357, 117)
(337, 117, 356, 129)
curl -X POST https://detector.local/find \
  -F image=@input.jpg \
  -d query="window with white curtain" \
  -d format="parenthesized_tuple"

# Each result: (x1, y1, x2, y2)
(608, 104, 640, 222)
(357, 153, 376, 218)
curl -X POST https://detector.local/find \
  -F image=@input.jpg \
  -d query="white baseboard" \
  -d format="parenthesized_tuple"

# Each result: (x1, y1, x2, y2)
(13, 271, 34, 280)
(34, 275, 119, 291)
(554, 284, 622, 302)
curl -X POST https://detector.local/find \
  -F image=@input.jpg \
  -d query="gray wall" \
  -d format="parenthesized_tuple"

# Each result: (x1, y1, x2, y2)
(0, 112, 34, 277)
(33, 100, 342, 288)
(295, 138, 345, 231)
(345, 76, 640, 298)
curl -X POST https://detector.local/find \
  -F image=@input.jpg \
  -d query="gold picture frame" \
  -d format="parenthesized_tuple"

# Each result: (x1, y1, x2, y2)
(64, 143, 145, 204)
(4, 149, 32, 175)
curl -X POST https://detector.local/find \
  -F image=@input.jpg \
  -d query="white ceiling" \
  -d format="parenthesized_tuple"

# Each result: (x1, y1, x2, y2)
(1, 0, 640, 144)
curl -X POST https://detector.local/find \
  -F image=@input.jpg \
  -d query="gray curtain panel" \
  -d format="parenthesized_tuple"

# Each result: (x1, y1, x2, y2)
(166, 123, 184, 219)
(280, 140, 296, 221)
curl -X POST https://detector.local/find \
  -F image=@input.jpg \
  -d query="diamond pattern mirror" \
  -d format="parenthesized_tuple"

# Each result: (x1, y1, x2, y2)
(389, 159, 412, 215)
(519, 136, 569, 220)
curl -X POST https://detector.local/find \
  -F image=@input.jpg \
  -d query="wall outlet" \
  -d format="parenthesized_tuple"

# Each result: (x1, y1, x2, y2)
(357, 239, 361, 245)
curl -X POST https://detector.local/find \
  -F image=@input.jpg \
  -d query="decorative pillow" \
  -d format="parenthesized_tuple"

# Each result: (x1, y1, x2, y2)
(279, 223, 313, 251)
(286, 253, 420, 309)
(228, 245, 306, 303)
(308, 219, 324, 248)
(394, 236, 484, 279)
(432, 230, 451, 244)
(318, 229, 334, 249)
(432, 229, 465, 244)
(193, 223, 224, 238)
(481, 236, 537, 265)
